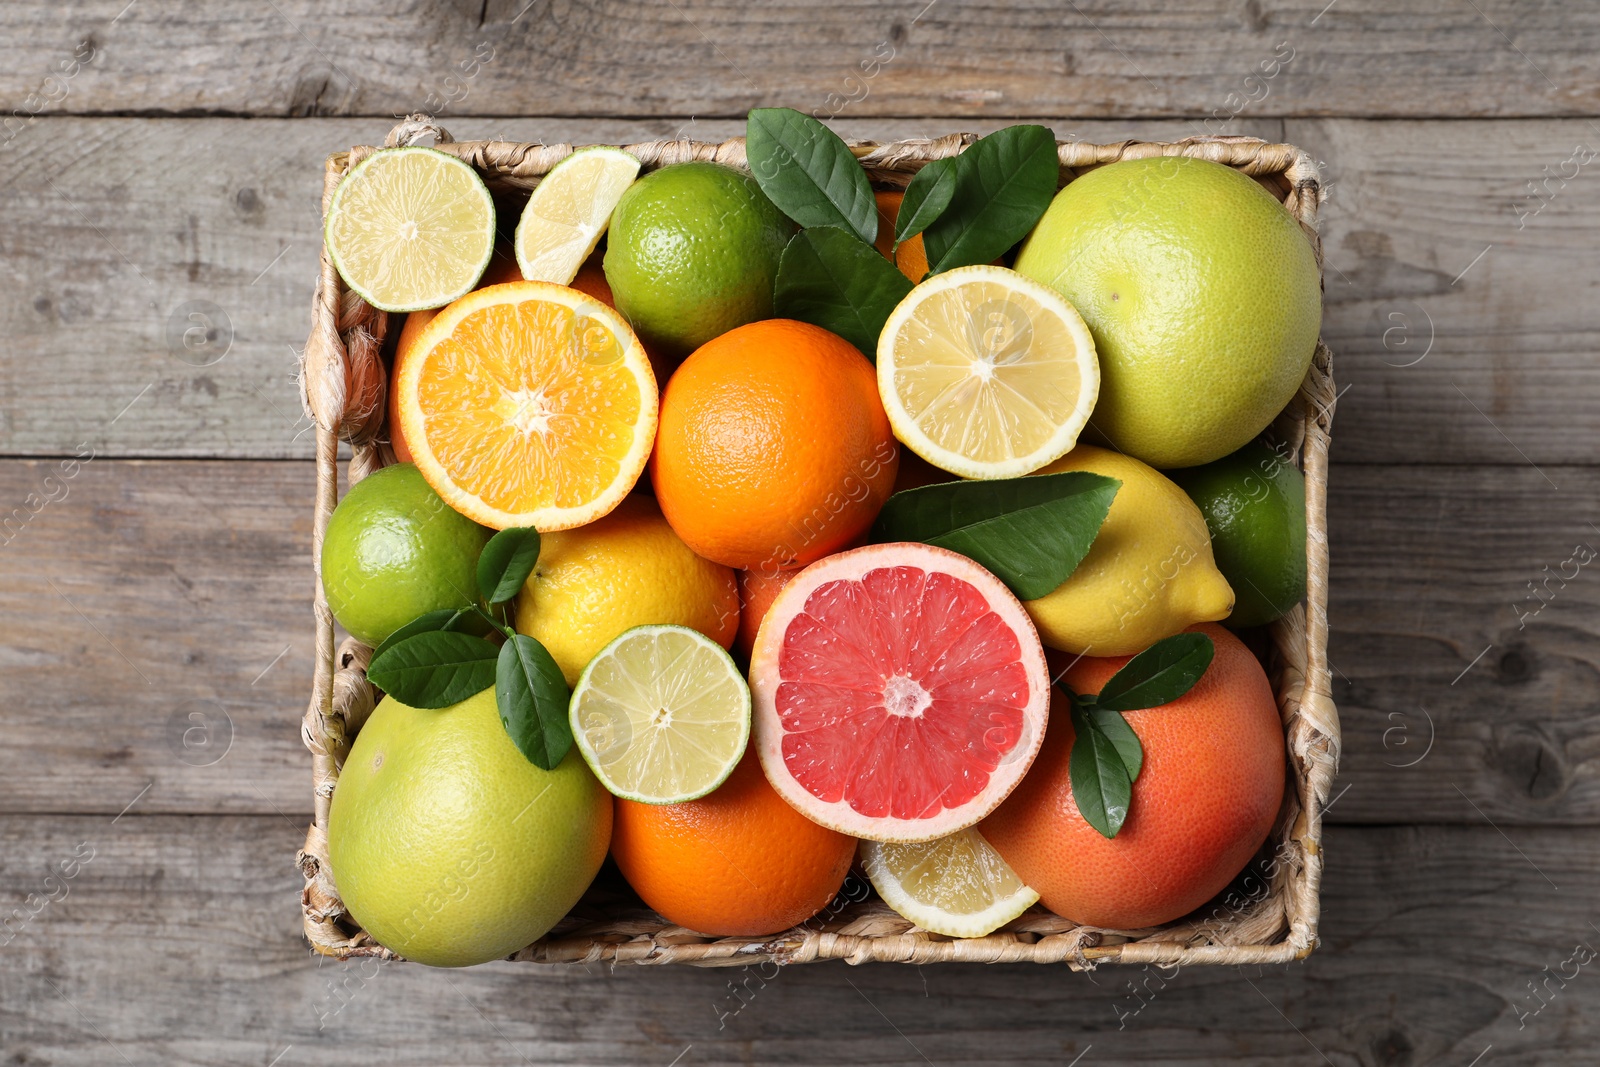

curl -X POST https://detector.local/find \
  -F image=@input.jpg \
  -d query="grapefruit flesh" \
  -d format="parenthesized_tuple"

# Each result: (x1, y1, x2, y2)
(750, 542, 1050, 843)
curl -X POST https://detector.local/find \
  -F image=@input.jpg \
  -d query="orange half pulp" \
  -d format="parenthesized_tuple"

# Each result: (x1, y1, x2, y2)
(395, 281, 658, 530)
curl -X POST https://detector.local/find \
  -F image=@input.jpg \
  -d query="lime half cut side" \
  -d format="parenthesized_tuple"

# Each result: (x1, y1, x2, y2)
(877, 264, 1100, 480)
(568, 624, 750, 804)
(515, 146, 641, 284)
(860, 828, 1039, 938)
(324, 145, 496, 313)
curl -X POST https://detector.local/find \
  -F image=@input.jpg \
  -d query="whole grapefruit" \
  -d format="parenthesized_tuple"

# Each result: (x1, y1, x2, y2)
(980, 622, 1285, 929)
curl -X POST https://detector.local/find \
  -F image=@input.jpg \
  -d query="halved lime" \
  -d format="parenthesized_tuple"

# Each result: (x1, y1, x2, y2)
(514, 147, 640, 284)
(860, 828, 1039, 938)
(568, 624, 750, 804)
(324, 145, 496, 313)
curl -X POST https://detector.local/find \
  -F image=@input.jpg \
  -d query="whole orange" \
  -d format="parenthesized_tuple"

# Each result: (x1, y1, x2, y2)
(980, 623, 1285, 929)
(734, 566, 801, 660)
(651, 319, 898, 570)
(610, 750, 857, 937)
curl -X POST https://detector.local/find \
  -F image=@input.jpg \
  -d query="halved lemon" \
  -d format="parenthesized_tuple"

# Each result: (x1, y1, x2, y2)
(514, 147, 640, 285)
(325, 146, 496, 313)
(568, 625, 751, 804)
(395, 281, 657, 530)
(860, 828, 1039, 938)
(877, 264, 1100, 479)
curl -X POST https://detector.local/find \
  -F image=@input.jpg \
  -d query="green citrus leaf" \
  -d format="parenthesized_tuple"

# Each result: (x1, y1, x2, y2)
(747, 108, 877, 244)
(923, 125, 1059, 274)
(1094, 633, 1215, 713)
(1069, 702, 1135, 839)
(367, 630, 499, 708)
(894, 157, 957, 250)
(496, 634, 573, 770)
(1084, 704, 1143, 783)
(773, 227, 914, 358)
(869, 472, 1119, 600)
(476, 527, 542, 605)
(370, 607, 493, 663)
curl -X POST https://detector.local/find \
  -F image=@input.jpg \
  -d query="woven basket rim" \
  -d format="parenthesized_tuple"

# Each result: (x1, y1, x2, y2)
(297, 118, 1341, 970)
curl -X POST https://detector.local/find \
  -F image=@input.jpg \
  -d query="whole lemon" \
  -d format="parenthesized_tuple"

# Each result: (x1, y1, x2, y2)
(513, 495, 740, 685)
(603, 161, 794, 361)
(1024, 445, 1234, 655)
(1014, 157, 1321, 468)
(320, 463, 489, 647)
(327, 689, 612, 967)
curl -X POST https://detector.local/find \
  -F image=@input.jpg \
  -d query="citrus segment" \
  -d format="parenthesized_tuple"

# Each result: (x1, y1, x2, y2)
(860, 828, 1038, 938)
(514, 147, 640, 285)
(325, 146, 496, 313)
(878, 265, 1099, 480)
(569, 624, 751, 804)
(395, 281, 657, 531)
(750, 542, 1050, 842)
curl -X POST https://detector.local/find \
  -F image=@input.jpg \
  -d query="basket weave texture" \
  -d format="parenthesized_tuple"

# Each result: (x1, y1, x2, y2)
(297, 116, 1341, 969)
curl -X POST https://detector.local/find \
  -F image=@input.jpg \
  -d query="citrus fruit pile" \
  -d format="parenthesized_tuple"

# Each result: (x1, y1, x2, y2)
(320, 111, 1317, 967)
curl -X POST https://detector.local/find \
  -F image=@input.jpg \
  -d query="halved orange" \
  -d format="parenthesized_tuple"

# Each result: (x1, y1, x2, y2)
(394, 281, 658, 531)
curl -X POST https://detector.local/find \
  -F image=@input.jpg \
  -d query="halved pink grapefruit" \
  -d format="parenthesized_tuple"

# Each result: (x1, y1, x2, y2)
(749, 542, 1051, 843)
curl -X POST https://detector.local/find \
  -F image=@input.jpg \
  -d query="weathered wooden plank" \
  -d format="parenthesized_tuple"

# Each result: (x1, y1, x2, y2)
(0, 816, 1588, 1063)
(2, 1, 1595, 119)
(2, 457, 1598, 826)
(6, 117, 1599, 463)
(0, 114, 1282, 461)
(1288, 117, 1600, 466)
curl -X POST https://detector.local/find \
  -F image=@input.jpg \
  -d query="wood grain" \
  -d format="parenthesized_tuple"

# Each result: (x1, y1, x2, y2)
(3, 457, 1598, 826)
(6, 116, 1600, 465)
(2, 1, 1595, 119)
(1288, 117, 1600, 466)
(0, 816, 1590, 1064)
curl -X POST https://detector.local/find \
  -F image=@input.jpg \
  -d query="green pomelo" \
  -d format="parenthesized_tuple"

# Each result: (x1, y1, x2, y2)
(327, 689, 612, 967)
(1014, 157, 1321, 468)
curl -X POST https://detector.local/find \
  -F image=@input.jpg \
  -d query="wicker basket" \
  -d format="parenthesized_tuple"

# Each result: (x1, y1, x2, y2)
(297, 116, 1341, 969)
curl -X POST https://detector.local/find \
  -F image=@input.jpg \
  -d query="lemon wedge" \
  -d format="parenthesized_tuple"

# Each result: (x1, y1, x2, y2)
(860, 828, 1039, 938)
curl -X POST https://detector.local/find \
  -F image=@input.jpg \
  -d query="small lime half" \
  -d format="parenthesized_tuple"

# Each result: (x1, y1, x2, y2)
(514, 146, 640, 284)
(325, 145, 496, 313)
(568, 624, 750, 804)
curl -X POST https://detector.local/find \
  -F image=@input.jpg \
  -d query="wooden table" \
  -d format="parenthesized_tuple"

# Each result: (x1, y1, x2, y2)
(2, 2, 1595, 1062)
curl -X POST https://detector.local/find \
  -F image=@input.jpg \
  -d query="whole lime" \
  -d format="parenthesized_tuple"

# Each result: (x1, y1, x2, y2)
(327, 689, 613, 967)
(1169, 441, 1306, 628)
(1014, 157, 1321, 468)
(603, 161, 794, 359)
(320, 463, 490, 647)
